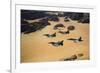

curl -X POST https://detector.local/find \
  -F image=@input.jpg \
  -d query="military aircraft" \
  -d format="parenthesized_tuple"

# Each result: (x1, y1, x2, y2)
(67, 37, 83, 43)
(48, 40, 64, 47)
(43, 32, 56, 38)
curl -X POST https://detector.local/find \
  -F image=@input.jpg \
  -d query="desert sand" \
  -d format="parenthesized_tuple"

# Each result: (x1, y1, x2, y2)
(21, 17, 89, 63)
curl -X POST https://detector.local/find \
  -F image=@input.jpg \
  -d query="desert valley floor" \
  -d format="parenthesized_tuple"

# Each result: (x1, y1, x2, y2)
(21, 17, 89, 63)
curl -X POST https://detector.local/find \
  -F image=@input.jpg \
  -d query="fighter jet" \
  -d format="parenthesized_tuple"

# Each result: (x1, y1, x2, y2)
(48, 40, 64, 47)
(67, 37, 83, 43)
(43, 32, 56, 38)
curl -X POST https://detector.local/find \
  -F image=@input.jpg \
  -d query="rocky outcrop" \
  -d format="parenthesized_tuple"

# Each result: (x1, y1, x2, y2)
(21, 21, 51, 34)
(78, 13, 90, 23)
(21, 10, 89, 23)
(67, 25, 75, 31)
(64, 12, 89, 23)
(47, 15, 59, 22)
(21, 10, 48, 20)
(53, 23, 65, 30)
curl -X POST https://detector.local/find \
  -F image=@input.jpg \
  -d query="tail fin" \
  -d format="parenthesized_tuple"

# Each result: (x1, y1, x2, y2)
(67, 30, 69, 33)
(53, 32, 56, 35)
(60, 40, 64, 46)
(79, 37, 82, 41)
